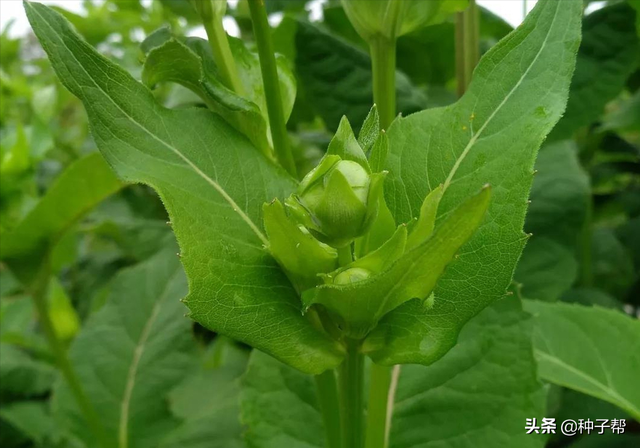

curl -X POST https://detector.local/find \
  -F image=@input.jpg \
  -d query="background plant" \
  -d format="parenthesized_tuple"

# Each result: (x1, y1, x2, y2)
(0, 1, 638, 448)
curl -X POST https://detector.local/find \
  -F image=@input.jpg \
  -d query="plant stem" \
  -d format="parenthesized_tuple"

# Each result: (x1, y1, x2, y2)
(203, 13, 245, 96)
(247, 0, 297, 177)
(370, 36, 396, 130)
(580, 196, 593, 287)
(30, 263, 107, 447)
(338, 338, 365, 448)
(315, 370, 343, 448)
(337, 245, 353, 266)
(455, 0, 480, 97)
(365, 364, 394, 448)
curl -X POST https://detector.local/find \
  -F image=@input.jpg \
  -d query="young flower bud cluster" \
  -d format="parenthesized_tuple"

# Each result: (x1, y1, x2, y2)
(263, 108, 491, 339)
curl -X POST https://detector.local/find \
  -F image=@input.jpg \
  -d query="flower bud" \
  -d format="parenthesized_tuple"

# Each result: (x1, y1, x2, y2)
(285, 155, 385, 248)
(190, 0, 227, 23)
(341, 0, 467, 42)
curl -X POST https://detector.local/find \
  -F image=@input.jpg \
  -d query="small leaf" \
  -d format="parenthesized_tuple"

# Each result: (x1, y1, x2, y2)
(141, 30, 270, 156)
(327, 116, 370, 170)
(263, 199, 337, 293)
(304, 187, 490, 338)
(368, 130, 389, 173)
(0, 152, 123, 284)
(524, 300, 640, 421)
(357, 104, 380, 152)
(405, 184, 443, 250)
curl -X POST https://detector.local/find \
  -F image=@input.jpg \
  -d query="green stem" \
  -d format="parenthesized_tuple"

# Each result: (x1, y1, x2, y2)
(337, 245, 353, 266)
(203, 14, 245, 95)
(30, 263, 107, 447)
(580, 196, 593, 287)
(338, 339, 365, 448)
(455, 0, 479, 97)
(247, 0, 297, 177)
(315, 370, 343, 448)
(370, 36, 397, 130)
(365, 364, 393, 448)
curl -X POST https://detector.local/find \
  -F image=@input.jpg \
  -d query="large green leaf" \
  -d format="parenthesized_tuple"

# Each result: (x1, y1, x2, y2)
(514, 141, 590, 301)
(294, 20, 428, 132)
(159, 341, 248, 448)
(524, 300, 640, 421)
(25, 1, 344, 374)
(241, 350, 325, 448)
(53, 248, 194, 447)
(0, 152, 123, 283)
(390, 298, 545, 448)
(240, 298, 546, 448)
(549, 2, 640, 140)
(366, 0, 582, 365)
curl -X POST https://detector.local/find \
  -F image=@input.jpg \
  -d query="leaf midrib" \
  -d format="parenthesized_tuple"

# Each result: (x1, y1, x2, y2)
(535, 349, 640, 419)
(118, 269, 182, 448)
(442, 1, 560, 193)
(30, 4, 269, 246)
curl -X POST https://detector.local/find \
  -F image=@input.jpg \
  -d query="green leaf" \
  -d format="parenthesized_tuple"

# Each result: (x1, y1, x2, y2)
(25, 2, 343, 373)
(241, 350, 325, 448)
(47, 277, 80, 342)
(524, 300, 640, 421)
(53, 248, 194, 447)
(390, 298, 546, 448)
(367, 0, 582, 365)
(0, 401, 60, 446)
(294, 20, 428, 133)
(0, 343, 55, 399)
(0, 152, 123, 284)
(515, 141, 590, 300)
(240, 298, 546, 448)
(549, 2, 640, 140)
(159, 341, 248, 448)
(142, 30, 271, 157)
(305, 187, 490, 339)
(601, 90, 640, 133)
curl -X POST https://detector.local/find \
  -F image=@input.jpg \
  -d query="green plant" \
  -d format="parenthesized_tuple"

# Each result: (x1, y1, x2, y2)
(1, 1, 639, 447)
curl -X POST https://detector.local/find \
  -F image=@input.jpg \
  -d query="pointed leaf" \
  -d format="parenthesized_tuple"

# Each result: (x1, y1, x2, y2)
(357, 104, 379, 152)
(263, 199, 337, 293)
(304, 187, 490, 338)
(0, 152, 123, 284)
(53, 249, 194, 447)
(25, 2, 344, 373)
(405, 184, 443, 250)
(327, 116, 370, 170)
(370, 0, 582, 365)
(524, 300, 640, 421)
(141, 31, 270, 156)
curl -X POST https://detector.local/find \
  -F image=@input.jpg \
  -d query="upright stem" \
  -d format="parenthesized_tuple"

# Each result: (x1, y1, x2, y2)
(315, 370, 343, 448)
(370, 36, 397, 130)
(30, 263, 107, 447)
(365, 364, 395, 448)
(338, 339, 365, 448)
(247, 0, 297, 177)
(455, 0, 480, 97)
(337, 245, 353, 267)
(580, 196, 593, 287)
(203, 14, 245, 95)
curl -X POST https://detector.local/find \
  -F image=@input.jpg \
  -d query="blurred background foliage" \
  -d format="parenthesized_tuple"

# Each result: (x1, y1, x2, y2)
(0, 0, 638, 447)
